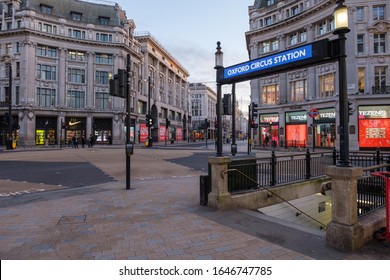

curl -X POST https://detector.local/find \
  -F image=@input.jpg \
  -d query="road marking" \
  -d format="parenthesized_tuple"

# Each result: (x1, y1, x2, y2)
(0, 188, 46, 197)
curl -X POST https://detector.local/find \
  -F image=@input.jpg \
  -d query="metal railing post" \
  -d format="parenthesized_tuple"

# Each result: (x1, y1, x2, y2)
(333, 147, 337, 165)
(376, 148, 381, 165)
(305, 149, 311, 179)
(270, 151, 277, 186)
(387, 156, 390, 172)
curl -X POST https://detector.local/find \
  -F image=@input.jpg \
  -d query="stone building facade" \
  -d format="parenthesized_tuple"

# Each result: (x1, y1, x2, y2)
(247, 0, 390, 150)
(189, 83, 217, 140)
(0, 0, 190, 146)
(135, 32, 190, 144)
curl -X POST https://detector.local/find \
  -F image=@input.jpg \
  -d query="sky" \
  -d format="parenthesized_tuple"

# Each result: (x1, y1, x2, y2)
(115, 0, 255, 112)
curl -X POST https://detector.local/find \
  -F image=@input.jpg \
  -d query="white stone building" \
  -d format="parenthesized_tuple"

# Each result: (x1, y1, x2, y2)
(135, 32, 190, 144)
(0, 0, 190, 146)
(246, 0, 389, 150)
(189, 83, 217, 140)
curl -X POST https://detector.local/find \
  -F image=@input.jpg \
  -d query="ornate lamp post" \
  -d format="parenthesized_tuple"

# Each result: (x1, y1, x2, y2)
(214, 42, 224, 156)
(333, 0, 351, 167)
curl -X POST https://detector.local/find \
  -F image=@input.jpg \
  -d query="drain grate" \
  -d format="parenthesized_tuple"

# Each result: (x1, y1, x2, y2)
(58, 215, 86, 225)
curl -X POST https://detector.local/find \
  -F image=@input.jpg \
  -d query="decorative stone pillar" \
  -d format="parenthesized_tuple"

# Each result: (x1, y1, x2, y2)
(208, 156, 233, 210)
(325, 165, 364, 251)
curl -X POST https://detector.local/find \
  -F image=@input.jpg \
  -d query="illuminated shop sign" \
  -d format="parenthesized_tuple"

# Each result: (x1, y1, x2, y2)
(224, 45, 312, 80)
(319, 112, 336, 119)
(260, 114, 279, 124)
(286, 111, 307, 123)
(314, 108, 336, 122)
(359, 106, 390, 119)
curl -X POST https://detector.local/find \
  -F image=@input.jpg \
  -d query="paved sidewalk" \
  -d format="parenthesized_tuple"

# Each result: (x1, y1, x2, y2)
(0, 147, 389, 260)
(0, 177, 312, 260)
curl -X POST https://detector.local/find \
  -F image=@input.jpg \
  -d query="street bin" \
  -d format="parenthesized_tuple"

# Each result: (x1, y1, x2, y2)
(371, 172, 390, 244)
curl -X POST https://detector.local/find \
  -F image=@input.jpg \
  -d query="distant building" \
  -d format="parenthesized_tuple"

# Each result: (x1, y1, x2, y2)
(246, 0, 389, 150)
(0, 0, 190, 146)
(135, 32, 190, 144)
(189, 83, 216, 140)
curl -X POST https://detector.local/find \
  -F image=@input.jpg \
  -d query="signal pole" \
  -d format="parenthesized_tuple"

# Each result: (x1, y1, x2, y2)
(247, 103, 251, 155)
(126, 54, 132, 190)
(147, 76, 152, 147)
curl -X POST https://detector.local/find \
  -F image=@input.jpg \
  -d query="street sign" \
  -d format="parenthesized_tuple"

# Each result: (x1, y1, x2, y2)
(218, 39, 332, 85)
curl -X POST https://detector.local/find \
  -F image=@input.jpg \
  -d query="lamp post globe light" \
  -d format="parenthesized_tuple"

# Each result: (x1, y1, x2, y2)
(333, 0, 351, 167)
(214, 41, 224, 157)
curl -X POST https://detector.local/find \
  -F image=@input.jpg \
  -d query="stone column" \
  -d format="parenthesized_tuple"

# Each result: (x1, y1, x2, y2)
(325, 165, 364, 251)
(208, 157, 233, 210)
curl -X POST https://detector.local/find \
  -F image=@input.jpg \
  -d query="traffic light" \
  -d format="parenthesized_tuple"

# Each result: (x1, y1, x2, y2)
(165, 118, 170, 128)
(251, 102, 258, 121)
(223, 94, 232, 115)
(109, 69, 127, 98)
(117, 69, 127, 98)
(61, 121, 67, 129)
(3, 113, 9, 125)
(146, 114, 153, 127)
(109, 74, 119, 97)
(348, 100, 353, 116)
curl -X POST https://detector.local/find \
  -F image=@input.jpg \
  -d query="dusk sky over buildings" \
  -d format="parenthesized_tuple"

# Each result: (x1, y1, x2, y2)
(116, 0, 254, 111)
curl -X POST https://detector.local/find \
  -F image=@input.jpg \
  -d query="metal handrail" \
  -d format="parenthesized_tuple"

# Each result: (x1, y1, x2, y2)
(222, 168, 326, 229)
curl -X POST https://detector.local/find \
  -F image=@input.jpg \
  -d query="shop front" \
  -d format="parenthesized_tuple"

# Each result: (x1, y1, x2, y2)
(259, 113, 279, 147)
(312, 108, 336, 149)
(176, 127, 183, 141)
(0, 114, 18, 146)
(359, 105, 390, 149)
(139, 122, 148, 143)
(285, 111, 308, 148)
(64, 117, 86, 146)
(36, 116, 57, 145)
(93, 118, 113, 144)
(159, 125, 168, 143)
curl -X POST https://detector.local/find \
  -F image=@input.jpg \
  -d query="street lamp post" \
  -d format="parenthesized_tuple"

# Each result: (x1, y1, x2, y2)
(231, 83, 237, 156)
(214, 42, 224, 157)
(333, 0, 351, 167)
(6, 62, 12, 150)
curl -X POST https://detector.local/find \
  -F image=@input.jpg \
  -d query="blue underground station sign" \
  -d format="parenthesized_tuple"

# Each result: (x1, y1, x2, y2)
(217, 39, 335, 85)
